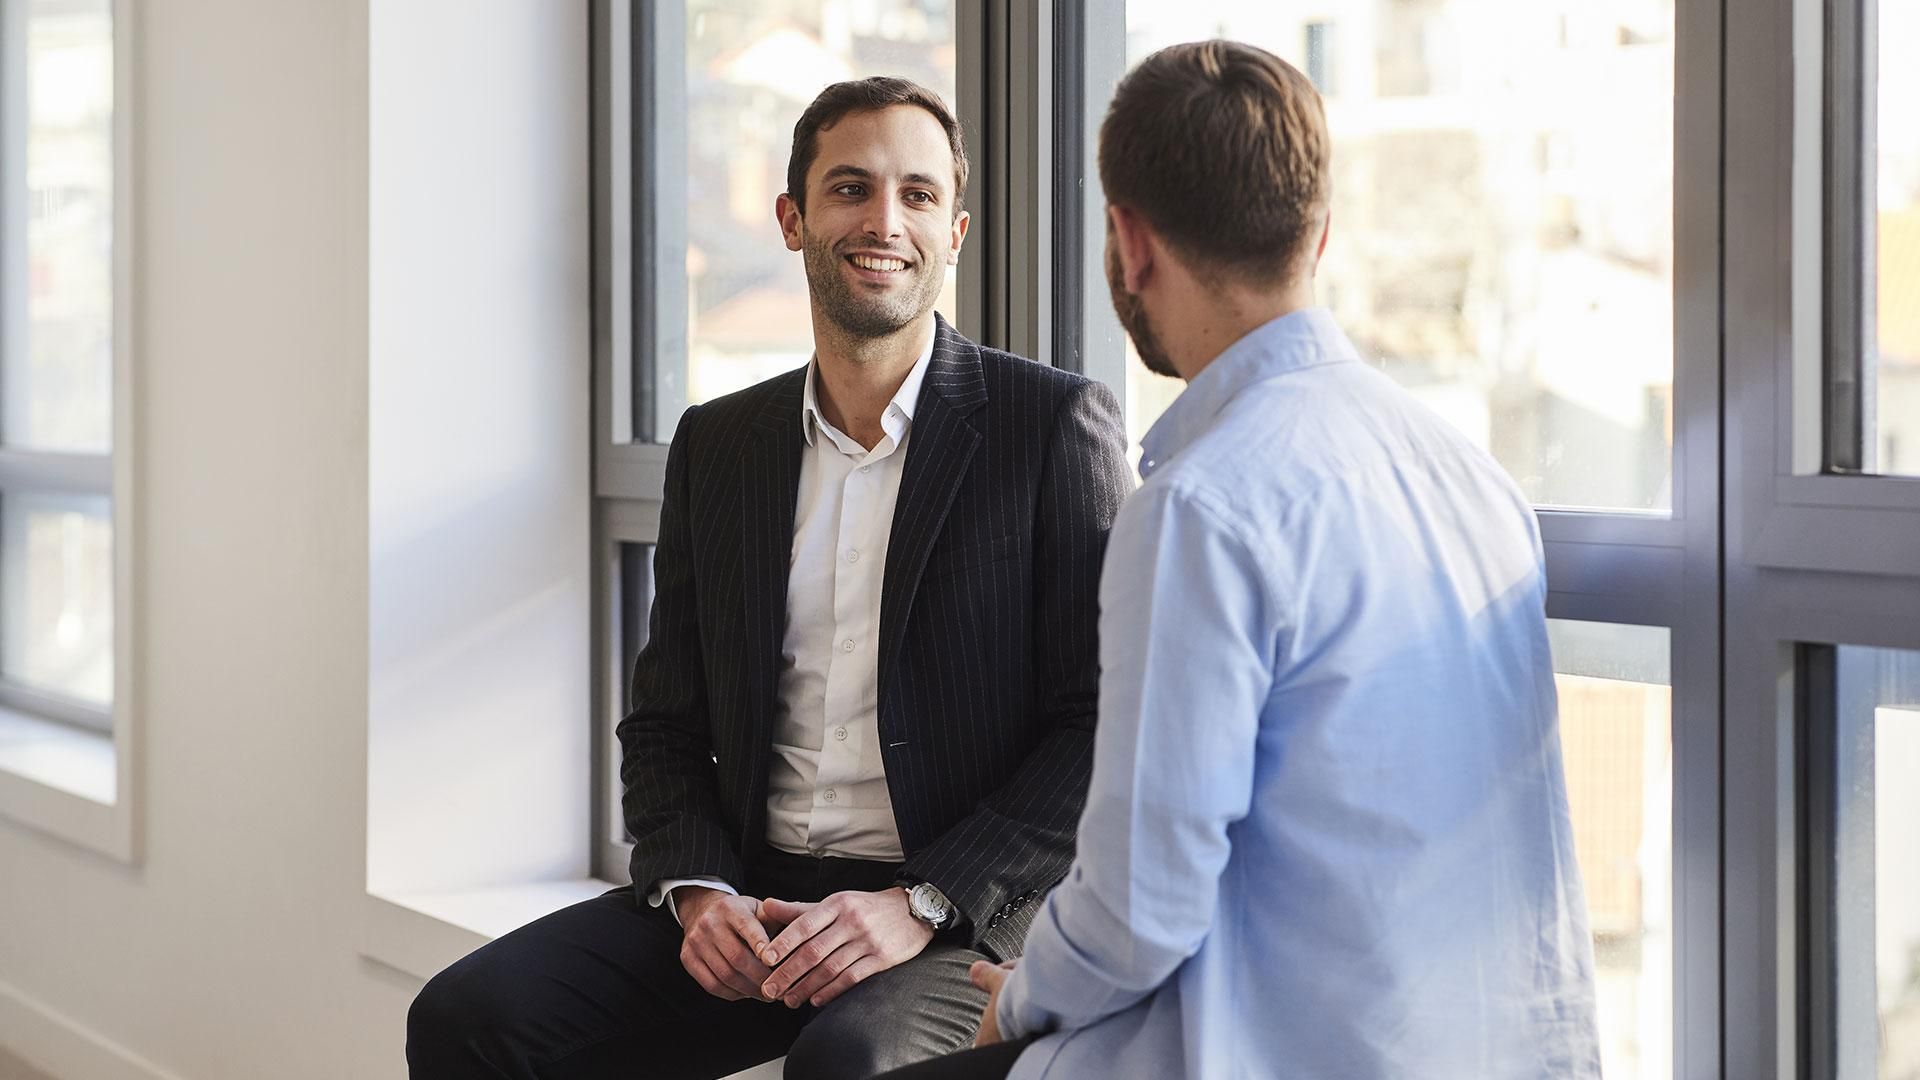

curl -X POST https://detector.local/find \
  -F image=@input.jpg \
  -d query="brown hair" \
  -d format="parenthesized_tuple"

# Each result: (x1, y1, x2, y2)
(786, 77, 969, 217)
(1098, 40, 1330, 283)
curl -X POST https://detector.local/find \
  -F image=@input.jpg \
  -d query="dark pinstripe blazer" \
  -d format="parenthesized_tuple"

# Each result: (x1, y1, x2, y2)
(617, 315, 1130, 960)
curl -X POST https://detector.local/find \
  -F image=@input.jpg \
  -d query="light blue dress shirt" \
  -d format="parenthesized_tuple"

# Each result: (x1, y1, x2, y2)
(996, 309, 1602, 1079)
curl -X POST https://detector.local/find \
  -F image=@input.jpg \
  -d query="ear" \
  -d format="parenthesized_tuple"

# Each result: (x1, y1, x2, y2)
(946, 208, 971, 265)
(776, 193, 804, 253)
(1107, 204, 1155, 294)
(1314, 208, 1331, 266)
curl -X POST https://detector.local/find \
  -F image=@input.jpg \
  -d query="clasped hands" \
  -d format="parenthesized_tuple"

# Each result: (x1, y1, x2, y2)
(674, 885, 934, 1009)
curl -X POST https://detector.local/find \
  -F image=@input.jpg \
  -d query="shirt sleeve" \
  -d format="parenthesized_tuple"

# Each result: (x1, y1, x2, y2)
(997, 481, 1279, 1039)
(647, 876, 739, 925)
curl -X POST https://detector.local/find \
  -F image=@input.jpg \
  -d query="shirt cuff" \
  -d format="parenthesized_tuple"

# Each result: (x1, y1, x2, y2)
(648, 876, 738, 925)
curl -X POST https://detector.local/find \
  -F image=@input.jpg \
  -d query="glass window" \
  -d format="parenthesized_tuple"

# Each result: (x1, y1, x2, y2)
(1, 492, 112, 705)
(664, 0, 958, 440)
(1870, 1, 1920, 475)
(2, 0, 114, 455)
(608, 542, 655, 850)
(1828, 645, 1920, 1078)
(1116, 1, 1675, 510)
(0, 0, 116, 723)
(1549, 619, 1673, 1080)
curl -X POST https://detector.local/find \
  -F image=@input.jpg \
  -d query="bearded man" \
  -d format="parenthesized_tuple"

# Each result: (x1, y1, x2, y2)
(406, 77, 1131, 1080)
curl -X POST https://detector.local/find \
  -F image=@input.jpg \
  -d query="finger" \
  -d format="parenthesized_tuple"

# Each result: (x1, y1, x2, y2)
(724, 904, 773, 955)
(696, 940, 768, 1000)
(709, 930, 774, 991)
(681, 948, 744, 1001)
(756, 896, 814, 926)
(761, 902, 840, 967)
(968, 960, 1008, 991)
(763, 921, 854, 1001)
(785, 941, 868, 1007)
(809, 954, 886, 1008)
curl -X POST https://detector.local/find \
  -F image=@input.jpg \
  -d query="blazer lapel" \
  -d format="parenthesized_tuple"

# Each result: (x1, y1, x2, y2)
(740, 368, 805, 842)
(878, 316, 987, 740)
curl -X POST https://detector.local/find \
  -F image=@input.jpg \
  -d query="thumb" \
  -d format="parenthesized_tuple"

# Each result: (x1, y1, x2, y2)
(968, 959, 1007, 991)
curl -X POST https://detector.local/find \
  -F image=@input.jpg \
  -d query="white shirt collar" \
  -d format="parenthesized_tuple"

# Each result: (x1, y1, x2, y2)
(801, 327, 938, 450)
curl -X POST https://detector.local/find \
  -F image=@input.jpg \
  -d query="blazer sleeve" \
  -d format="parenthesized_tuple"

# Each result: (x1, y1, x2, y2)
(617, 405, 745, 893)
(897, 379, 1131, 957)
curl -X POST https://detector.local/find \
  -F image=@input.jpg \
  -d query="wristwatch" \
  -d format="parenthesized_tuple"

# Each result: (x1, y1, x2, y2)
(906, 881, 957, 931)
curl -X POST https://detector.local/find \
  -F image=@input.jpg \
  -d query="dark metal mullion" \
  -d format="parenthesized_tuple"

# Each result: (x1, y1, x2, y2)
(1050, 0, 1085, 374)
(629, 1, 659, 446)
(1798, 643, 1838, 1080)
(1823, 0, 1868, 473)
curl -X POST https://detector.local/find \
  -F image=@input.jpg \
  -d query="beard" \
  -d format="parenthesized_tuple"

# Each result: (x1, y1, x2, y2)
(802, 227, 944, 340)
(1105, 239, 1178, 378)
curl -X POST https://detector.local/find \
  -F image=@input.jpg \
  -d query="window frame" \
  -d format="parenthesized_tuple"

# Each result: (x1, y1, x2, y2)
(0, 0, 138, 864)
(0, 0, 120, 735)
(1723, 0, 1920, 1073)
(1733, 0, 1920, 581)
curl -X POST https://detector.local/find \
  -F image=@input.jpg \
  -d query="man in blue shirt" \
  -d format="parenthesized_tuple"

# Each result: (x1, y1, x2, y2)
(880, 40, 1602, 1080)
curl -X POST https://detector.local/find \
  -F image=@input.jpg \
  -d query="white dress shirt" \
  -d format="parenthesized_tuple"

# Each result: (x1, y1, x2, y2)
(650, 334, 934, 918)
(997, 309, 1600, 1078)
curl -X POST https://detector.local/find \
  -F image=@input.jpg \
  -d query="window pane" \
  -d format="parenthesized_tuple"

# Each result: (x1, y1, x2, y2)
(1, 492, 112, 705)
(1831, 645, 1920, 1078)
(2, 0, 114, 453)
(1118, 2, 1675, 510)
(1549, 619, 1673, 1080)
(661, 0, 958, 441)
(1872, 1, 1920, 475)
(610, 542, 656, 845)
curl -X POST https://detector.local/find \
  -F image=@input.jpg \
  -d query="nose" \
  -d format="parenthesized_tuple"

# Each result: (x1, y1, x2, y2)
(862, 196, 902, 244)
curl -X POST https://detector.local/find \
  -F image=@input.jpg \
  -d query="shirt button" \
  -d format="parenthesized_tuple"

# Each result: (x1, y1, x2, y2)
(834, 726, 848, 741)
(823, 788, 837, 802)
(847, 550, 860, 564)
(860, 465, 872, 474)
(841, 639, 855, 653)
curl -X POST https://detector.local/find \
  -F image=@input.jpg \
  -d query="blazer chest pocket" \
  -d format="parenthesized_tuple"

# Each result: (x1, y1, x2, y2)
(922, 531, 1019, 580)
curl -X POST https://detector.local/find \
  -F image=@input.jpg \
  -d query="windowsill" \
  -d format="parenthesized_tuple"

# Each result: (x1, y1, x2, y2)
(0, 708, 115, 803)
(361, 878, 618, 982)
(0, 705, 132, 861)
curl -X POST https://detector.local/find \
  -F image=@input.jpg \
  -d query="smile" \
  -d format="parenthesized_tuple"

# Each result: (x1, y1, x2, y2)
(847, 254, 909, 273)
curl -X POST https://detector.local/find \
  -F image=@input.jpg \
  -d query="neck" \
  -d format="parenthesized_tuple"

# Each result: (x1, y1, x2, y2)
(1164, 279, 1317, 383)
(811, 310, 935, 449)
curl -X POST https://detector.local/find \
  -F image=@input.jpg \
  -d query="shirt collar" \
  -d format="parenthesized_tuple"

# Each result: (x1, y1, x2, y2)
(802, 327, 937, 449)
(1137, 307, 1357, 480)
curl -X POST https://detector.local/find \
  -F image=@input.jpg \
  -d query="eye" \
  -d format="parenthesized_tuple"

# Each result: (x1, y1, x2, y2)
(905, 190, 934, 204)
(834, 183, 866, 198)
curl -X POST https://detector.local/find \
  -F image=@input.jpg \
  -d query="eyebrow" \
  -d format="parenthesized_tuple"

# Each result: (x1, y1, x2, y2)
(819, 164, 946, 193)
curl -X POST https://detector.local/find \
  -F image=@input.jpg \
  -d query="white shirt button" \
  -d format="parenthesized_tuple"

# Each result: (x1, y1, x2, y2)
(834, 726, 848, 741)
(847, 550, 860, 564)
(860, 465, 872, 474)
(841, 639, 855, 653)
(823, 788, 837, 802)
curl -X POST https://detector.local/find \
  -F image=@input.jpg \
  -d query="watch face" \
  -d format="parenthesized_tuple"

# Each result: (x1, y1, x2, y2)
(911, 883, 951, 926)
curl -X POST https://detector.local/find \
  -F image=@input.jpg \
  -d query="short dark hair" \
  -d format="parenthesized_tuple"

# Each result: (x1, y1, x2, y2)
(1099, 40, 1330, 284)
(786, 77, 969, 217)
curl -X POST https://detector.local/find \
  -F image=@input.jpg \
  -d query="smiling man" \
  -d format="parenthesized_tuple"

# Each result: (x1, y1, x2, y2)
(405, 78, 1130, 1080)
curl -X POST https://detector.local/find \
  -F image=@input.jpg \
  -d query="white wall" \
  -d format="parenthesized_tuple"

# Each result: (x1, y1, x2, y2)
(0, 2, 590, 1077)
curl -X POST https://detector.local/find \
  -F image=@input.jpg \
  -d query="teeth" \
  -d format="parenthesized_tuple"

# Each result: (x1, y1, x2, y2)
(851, 255, 907, 272)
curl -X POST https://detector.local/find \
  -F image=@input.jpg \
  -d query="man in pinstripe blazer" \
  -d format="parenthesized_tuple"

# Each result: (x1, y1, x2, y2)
(407, 77, 1129, 1080)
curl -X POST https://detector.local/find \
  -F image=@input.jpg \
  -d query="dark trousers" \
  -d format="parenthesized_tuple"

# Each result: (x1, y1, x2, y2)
(870, 1036, 1037, 1080)
(406, 851, 990, 1080)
